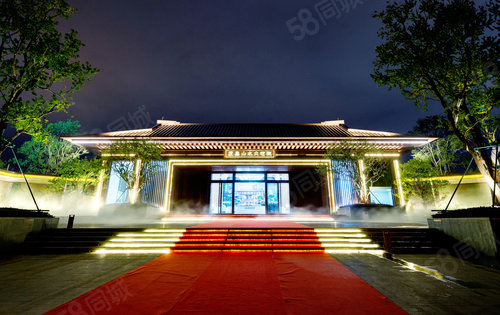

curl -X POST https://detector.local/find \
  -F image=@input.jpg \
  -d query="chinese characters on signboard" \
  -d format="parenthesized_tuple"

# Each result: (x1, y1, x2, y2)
(224, 150, 275, 159)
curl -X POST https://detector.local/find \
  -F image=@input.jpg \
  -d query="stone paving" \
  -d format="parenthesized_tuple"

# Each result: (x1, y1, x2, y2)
(333, 253, 500, 314)
(1, 217, 499, 314)
(1, 252, 499, 314)
(0, 253, 162, 314)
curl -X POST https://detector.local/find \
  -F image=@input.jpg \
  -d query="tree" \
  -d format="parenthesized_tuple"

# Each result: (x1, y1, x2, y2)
(412, 137, 469, 176)
(0, 0, 98, 154)
(318, 140, 390, 204)
(49, 157, 104, 193)
(102, 139, 163, 204)
(409, 115, 471, 175)
(408, 115, 450, 138)
(14, 120, 86, 175)
(372, 0, 500, 201)
(401, 157, 448, 207)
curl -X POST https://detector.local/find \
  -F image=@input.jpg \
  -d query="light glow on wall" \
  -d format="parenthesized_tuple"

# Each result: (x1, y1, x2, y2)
(393, 159, 405, 206)
(358, 159, 368, 202)
(93, 168, 106, 211)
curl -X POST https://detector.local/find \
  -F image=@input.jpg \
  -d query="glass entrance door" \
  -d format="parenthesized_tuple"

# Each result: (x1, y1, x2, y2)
(234, 182, 266, 214)
(209, 169, 290, 214)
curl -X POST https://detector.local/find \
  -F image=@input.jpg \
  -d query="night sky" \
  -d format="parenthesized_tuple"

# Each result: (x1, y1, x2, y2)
(59, 0, 442, 135)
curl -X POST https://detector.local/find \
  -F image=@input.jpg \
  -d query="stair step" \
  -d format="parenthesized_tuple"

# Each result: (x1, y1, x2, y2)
(22, 227, 441, 255)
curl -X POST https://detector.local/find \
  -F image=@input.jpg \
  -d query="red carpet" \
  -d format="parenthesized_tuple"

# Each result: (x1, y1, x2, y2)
(47, 253, 406, 314)
(189, 219, 310, 229)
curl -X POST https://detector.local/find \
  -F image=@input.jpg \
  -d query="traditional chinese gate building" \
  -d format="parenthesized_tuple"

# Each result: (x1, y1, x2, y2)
(65, 120, 433, 215)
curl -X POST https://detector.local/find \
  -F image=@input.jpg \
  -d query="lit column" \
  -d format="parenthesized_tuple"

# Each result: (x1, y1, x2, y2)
(326, 161, 336, 214)
(393, 159, 405, 206)
(358, 160, 368, 202)
(162, 160, 173, 214)
(131, 159, 142, 204)
(93, 161, 107, 212)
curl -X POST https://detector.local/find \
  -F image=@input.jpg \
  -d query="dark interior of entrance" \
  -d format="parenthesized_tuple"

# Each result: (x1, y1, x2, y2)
(170, 165, 329, 214)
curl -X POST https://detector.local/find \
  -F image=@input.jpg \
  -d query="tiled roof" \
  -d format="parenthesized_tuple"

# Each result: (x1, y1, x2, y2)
(83, 121, 403, 138)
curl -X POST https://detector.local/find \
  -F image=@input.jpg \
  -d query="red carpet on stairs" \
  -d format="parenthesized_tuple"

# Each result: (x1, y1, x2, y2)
(189, 220, 311, 229)
(47, 253, 406, 314)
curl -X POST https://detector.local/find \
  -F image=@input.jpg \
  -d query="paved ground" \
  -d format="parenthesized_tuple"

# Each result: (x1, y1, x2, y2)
(0, 253, 162, 314)
(333, 254, 500, 314)
(1, 252, 499, 314)
(1, 217, 497, 314)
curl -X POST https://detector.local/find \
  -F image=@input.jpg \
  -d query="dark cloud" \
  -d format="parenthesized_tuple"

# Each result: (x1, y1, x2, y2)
(58, 0, 441, 134)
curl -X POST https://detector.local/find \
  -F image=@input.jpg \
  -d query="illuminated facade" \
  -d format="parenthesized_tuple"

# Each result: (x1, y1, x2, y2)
(65, 120, 433, 215)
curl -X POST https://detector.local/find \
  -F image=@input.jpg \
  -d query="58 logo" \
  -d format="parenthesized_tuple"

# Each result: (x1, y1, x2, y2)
(286, 9, 320, 41)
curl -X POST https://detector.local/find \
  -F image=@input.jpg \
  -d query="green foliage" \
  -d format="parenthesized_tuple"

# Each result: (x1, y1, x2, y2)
(46, 120, 81, 137)
(14, 120, 86, 175)
(408, 115, 471, 175)
(102, 139, 163, 196)
(401, 158, 448, 206)
(372, 0, 499, 191)
(413, 136, 470, 176)
(0, 0, 98, 154)
(318, 140, 390, 204)
(49, 157, 104, 193)
(408, 115, 451, 138)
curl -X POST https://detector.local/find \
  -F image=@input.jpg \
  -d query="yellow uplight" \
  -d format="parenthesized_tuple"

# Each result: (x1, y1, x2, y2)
(93, 248, 171, 254)
(116, 233, 184, 237)
(321, 243, 379, 248)
(103, 243, 176, 247)
(144, 229, 186, 233)
(318, 238, 371, 243)
(109, 238, 180, 242)
(314, 233, 366, 237)
(314, 229, 362, 233)
(324, 249, 384, 255)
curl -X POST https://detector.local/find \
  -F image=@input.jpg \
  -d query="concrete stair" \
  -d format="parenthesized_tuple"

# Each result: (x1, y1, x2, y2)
(92, 228, 382, 254)
(22, 228, 142, 254)
(364, 228, 441, 254)
(22, 227, 446, 255)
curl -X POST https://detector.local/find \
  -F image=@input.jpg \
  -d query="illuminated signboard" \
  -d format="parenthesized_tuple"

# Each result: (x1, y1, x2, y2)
(224, 149, 275, 159)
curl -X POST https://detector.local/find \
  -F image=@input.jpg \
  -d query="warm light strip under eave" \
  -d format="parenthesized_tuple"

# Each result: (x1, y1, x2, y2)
(67, 138, 432, 145)
(364, 153, 400, 157)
